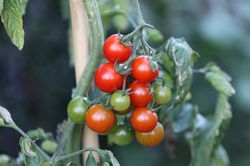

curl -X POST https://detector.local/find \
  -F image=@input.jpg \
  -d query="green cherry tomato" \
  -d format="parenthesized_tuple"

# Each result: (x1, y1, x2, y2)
(109, 125, 134, 146)
(111, 92, 131, 112)
(67, 96, 88, 124)
(154, 86, 172, 104)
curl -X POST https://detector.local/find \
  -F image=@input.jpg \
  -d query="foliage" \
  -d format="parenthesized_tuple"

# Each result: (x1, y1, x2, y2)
(0, 0, 235, 166)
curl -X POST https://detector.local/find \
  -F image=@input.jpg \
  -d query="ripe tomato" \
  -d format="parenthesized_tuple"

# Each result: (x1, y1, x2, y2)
(132, 55, 159, 83)
(86, 104, 115, 134)
(135, 122, 164, 147)
(129, 81, 153, 107)
(103, 34, 132, 63)
(94, 62, 123, 93)
(154, 86, 172, 104)
(67, 96, 88, 124)
(109, 125, 134, 146)
(111, 92, 131, 112)
(130, 107, 158, 132)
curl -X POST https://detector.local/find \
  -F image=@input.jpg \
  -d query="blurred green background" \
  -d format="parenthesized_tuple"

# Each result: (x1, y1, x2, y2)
(0, 0, 250, 165)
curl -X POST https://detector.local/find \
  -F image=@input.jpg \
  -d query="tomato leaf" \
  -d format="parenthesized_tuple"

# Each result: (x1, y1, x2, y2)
(186, 94, 232, 166)
(205, 63, 235, 97)
(163, 37, 197, 107)
(1, 0, 25, 50)
(85, 151, 97, 166)
(168, 103, 198, 133)
(21, 0, 29, 15)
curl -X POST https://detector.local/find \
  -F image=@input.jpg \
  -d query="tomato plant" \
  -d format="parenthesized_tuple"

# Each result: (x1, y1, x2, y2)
(0, 0, 235, 165)
(135, 122, 164, 147)
(86, 104, 116, 134)
(103, 34, 132, 63)
(130, 107, 158, 132)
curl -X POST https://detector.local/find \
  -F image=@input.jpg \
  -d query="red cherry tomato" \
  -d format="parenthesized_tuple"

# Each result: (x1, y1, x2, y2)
(86, 104, 115, 134)
(130, 107, 158, 132)
(103, 34, 132, 63)
(129, 81, 153, 107)
(94, 62, 123, 93)
(136, 122, 164, 147)
(132, 55, 159, 83)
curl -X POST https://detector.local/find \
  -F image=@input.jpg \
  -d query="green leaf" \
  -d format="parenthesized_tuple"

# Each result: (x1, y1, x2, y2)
(186, 94, 232, 166)
(211, 146, 229, 166)
(163, 38, 196, 106)
(0, 106, 14, 126)
(1, 0, 25, 50)
(205, 63, 235, 96)
(19, 137, 36, 157)
(86, 151, 97, 166)
(0, 0, 3, 14)
(168, 104, 197, 133)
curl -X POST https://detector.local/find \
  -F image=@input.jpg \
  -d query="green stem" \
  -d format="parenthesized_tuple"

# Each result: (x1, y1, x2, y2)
(52, 0, 104, 164)
(55, 148, 102, 163)
(13, 125, 50, 161)
(134, 0, 145, 25)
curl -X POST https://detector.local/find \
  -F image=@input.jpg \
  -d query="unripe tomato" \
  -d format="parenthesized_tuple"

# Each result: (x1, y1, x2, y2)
(94, 62, 123, 93)
(129, 81, 153, 107)
(67, 96, 88, 124)
(109, 125, 134, 146)
(154, 86, 172, 104)
(130, 107, 158, 132)
(111, 92, 131, 112)
(86, 104, 115, 134)
(103, 34, 132, 63)
(132, 55, 159, 83)
(135, 122, 164, 147)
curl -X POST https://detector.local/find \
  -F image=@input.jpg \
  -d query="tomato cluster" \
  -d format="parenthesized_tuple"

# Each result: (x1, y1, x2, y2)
(67, 34, 172, 147)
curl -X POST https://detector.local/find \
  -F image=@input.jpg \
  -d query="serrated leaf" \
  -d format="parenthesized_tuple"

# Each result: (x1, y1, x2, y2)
(1, 0, 25, 50)
(0, 0, 3, 14)
(19, 137, 36, 157)
(187, 94, 232, 166)
(205, 63, 235, 96)
(0, 106, 14, 126)
(86, 151, 97, 166)
(162, 37, 196, 107)
(168, 104, 197, 133)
